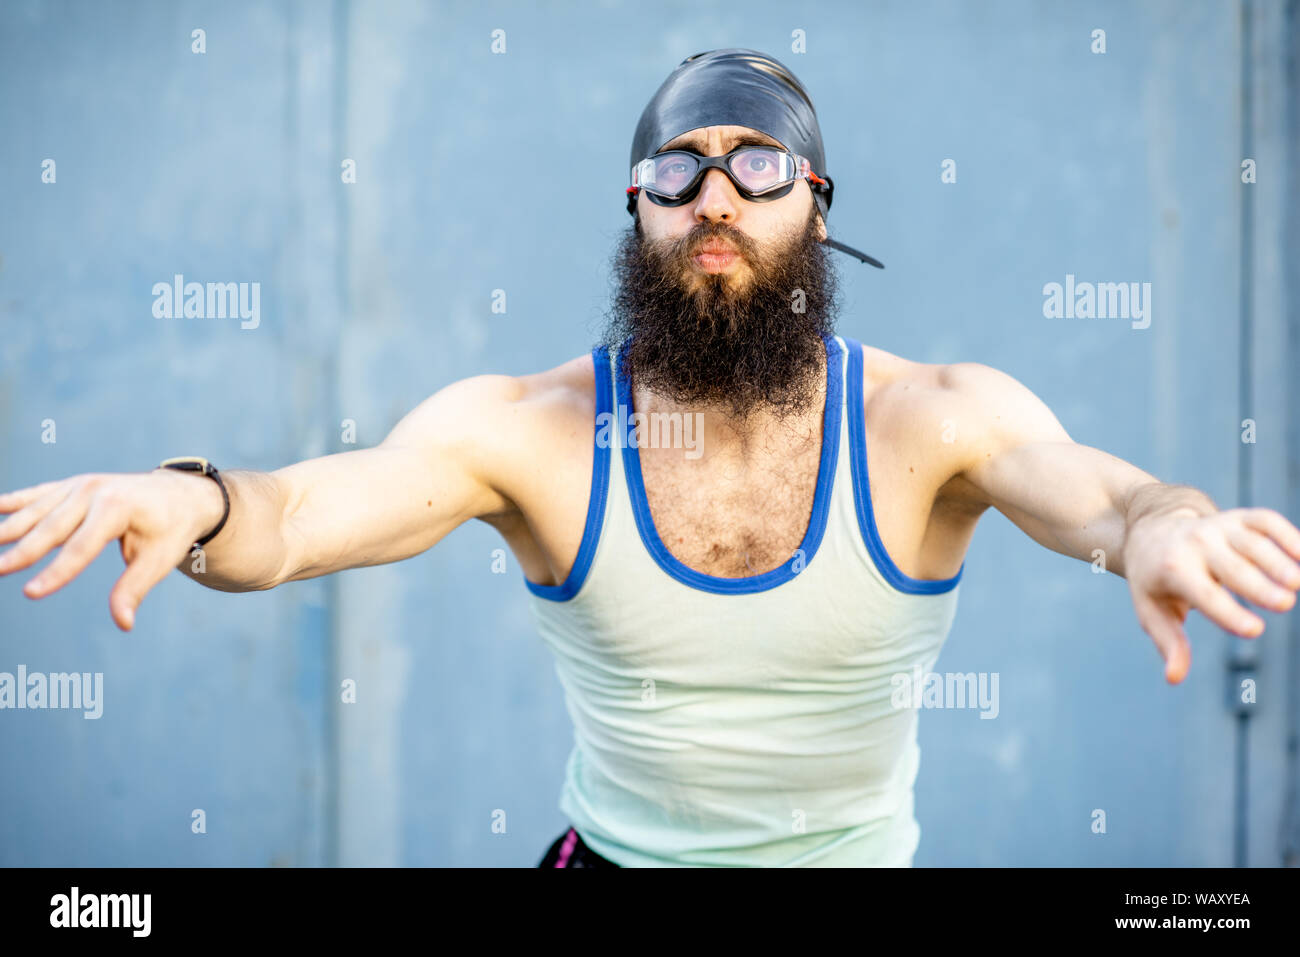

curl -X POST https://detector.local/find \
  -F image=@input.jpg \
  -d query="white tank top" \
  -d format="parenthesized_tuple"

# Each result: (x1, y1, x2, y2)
(525, 334, 963, 866)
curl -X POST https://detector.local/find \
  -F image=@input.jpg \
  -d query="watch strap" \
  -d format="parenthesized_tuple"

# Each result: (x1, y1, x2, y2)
(157, 457, 230, 547)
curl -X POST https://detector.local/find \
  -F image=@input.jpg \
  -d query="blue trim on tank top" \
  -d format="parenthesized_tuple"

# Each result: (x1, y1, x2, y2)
(843, 337, 963, 595)
(524, 345, 613, 601)
(616, 335, 844, 595)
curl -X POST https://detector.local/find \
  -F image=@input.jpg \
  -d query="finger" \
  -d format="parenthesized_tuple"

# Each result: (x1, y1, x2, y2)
(23, 501, 127, 599)
(1241, 508, 1300, 562)
(0, 480, 68, 515)
(0, 486, 68, 547)
(1226, 525, 1300, 591)
(1183, 571, 1264, 638)
(109, 545, 181, 631)
(0, 489, 92, 576)
(1133, 592, 1192, 684)
(1205, 534, 1297, 613)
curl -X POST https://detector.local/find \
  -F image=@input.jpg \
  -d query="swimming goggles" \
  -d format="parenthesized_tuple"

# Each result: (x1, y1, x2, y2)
(626, 145, 829, 214)
(624, 145, 884, 268)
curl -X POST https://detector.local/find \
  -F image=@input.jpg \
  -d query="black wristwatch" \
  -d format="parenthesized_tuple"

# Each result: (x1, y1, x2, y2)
(157, 456, 230, 547)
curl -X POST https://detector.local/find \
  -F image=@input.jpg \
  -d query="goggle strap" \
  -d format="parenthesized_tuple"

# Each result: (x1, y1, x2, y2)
(821, 237, 884, 268)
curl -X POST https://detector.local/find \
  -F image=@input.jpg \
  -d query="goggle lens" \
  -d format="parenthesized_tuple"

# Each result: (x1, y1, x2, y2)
(650, 153, 700, 194)
(730, 148, 786, 192)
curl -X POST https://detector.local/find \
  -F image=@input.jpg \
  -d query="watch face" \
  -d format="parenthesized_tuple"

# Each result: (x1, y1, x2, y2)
(160, 456, 210, 472)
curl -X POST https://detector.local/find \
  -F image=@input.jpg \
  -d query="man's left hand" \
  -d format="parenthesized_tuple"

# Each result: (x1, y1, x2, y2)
(1121, 508, 1300, 684)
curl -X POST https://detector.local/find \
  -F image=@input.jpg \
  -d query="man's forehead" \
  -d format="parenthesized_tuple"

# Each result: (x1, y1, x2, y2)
(657, 125, 785, 154)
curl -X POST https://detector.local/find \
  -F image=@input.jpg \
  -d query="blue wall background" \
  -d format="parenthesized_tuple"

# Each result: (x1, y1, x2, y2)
(1, 0, 1296, 866)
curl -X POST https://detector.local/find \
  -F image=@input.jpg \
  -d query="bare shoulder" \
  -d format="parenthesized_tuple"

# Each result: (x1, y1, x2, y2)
(382, 352, 594, 447)
(377, 352, 597, 520)
(495, 352, 598, 454)
(855, 343, 945, 432)
(859, 344, 1015, 405)
(859, 344, 1069, 443)
(513, 352, 599, 420)
(934, 358, 1073, 447)
(856, 345, 1072, 507)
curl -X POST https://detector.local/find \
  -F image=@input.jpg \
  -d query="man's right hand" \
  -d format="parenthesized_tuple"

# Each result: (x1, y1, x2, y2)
(0, 470, 227, 631)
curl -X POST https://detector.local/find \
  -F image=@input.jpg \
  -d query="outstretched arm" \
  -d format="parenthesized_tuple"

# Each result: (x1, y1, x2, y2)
(932, 362, 1300, 685)
(0, 374, 523, 631)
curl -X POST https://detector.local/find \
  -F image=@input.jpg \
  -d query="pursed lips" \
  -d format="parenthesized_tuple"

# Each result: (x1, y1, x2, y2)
(694, 239, 737, 256)
(691, 240, 742, 272)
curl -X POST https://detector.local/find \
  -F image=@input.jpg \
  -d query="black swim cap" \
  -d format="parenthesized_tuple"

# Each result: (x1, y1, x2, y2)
(627, 48, 882, 267)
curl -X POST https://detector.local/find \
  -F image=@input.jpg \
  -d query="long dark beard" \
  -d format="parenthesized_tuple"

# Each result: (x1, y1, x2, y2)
(600, 207, 840, 422)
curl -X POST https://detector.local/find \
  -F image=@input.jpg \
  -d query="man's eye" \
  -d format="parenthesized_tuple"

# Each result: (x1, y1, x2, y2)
(654, 158, 694, 187)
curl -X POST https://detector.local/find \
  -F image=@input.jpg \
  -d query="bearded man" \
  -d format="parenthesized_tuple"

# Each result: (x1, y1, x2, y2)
(2, 49, 1298, 868)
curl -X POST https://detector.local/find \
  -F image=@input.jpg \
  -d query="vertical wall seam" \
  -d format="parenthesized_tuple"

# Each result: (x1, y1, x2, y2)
(323, 0, 352, 870)
(1280, 0, 1300, 869)
(1232, 0, 1257, 870)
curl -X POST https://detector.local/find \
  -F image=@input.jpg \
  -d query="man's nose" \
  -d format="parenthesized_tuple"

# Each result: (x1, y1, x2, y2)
(693, 167, 740, 221)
